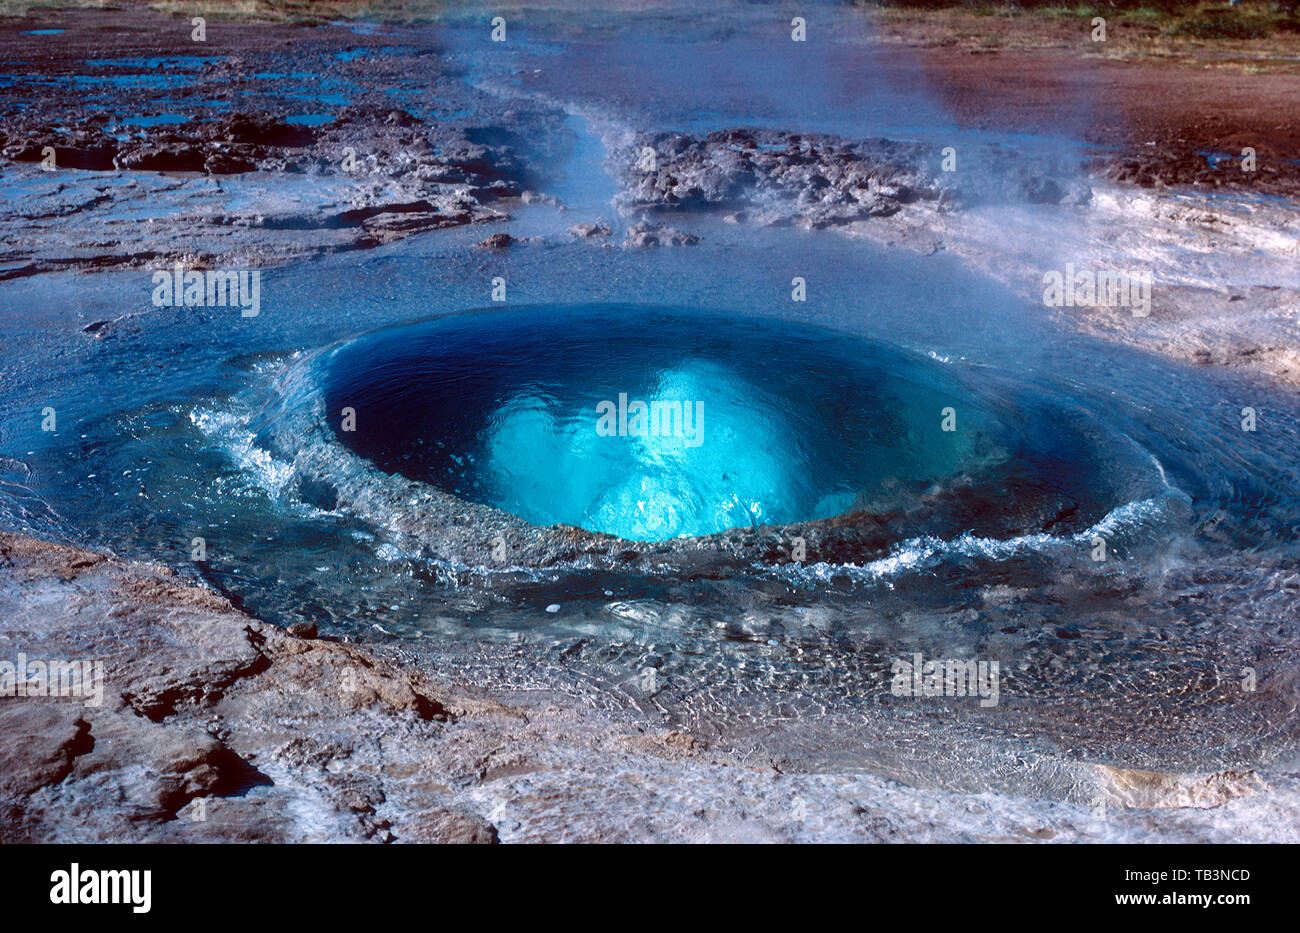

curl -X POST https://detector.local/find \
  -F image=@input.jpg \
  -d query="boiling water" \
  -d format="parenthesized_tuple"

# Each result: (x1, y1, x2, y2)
(4, 229, 1298, 794)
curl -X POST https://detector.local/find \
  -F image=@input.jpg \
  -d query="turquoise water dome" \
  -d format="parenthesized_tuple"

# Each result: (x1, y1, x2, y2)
(324, 305, 1086, 542)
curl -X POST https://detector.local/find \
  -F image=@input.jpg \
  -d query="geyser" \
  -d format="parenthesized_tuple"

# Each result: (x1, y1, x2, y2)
(321, 305, 1121, 542)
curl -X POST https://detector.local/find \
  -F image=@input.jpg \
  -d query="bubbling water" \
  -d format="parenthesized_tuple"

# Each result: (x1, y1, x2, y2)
(322, 305, 1161, 543)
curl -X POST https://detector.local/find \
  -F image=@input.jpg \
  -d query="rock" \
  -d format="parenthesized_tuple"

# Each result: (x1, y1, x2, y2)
(0, 96, 526, 272)
(623, 220, 699, 248)
(205, 151, 259, 175)
(568, 221, 611, 239)
(204, 113, 315, 148)
(0, 521, 1295, 843)
(613, 127, 1082, 227)
(286, 621, 317, 639)
(114, 144, 208, 173)
(476, 233, 513, 248)
(0, 705, 91, 798)
(625, 227, 660, 248)
(1087, 765, 1268, 810)
(1020, 175, 1064, 204)
(621, 729, 707, 760)
(402, 808, 499, 844)
(24, 145, 117, 171)
(0, 530, 455, 841)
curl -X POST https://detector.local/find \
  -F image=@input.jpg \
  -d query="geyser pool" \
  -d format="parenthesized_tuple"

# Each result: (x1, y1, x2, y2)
(322, 305, 1153, 542)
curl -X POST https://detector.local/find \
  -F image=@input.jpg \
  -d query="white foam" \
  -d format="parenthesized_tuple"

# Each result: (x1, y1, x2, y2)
(189, 405, 295, 497)
(776, 497, 1172, 586)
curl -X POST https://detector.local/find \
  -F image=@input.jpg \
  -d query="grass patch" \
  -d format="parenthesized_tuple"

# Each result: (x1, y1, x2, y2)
(0, 0, 117, 14)
(1166, 11, 1279, 38)
(145, 1, 452, 24)
(856, 1, 1296, 40)
(0, 0, 453, 23)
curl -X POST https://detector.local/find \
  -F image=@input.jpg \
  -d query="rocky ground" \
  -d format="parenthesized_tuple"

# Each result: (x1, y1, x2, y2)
(1, 5, 1294, 382)
(603, 119, 1298, 386)
(4, 530, 1298, 843)
(0, 6, 549, 276)
(0, 106, 524, 276)
(612, 128, 1091, 225)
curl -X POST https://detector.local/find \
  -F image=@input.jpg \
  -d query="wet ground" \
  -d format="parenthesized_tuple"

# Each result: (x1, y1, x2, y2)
(1, 2, 1298, 841)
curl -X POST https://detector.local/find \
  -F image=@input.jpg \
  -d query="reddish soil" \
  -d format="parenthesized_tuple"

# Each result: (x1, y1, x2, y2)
(914, 45, 1300, 195)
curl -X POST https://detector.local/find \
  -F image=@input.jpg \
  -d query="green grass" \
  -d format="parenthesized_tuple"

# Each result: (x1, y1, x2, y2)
(1125, 6, 1171, 22)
